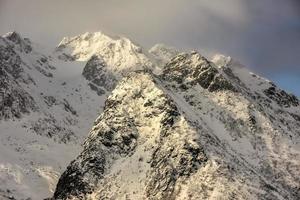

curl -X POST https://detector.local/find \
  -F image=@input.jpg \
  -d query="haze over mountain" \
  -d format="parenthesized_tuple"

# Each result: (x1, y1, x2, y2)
(0, 31, 299, 200)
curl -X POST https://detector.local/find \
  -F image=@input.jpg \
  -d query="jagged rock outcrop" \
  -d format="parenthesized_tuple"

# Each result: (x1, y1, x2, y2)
(0, 35, 38, 119)
(3, 31, 32, 53)
(82, 55, 117, 95)
(264, 85, 299, 107)
(0, 67, 37, 119)
(162, 52, 235, 92)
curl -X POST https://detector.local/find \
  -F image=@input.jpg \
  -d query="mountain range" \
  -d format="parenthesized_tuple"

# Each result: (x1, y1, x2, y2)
(0, 31, 299, 200)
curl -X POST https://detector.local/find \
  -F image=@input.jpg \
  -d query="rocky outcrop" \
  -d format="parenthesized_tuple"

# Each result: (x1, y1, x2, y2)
(0, 39, 37, 119)
(162, 52, 236, 92)
(264, 85, 299, 107)
(0, 67, 37, 119)
(3, 31, 32, 53)
(82, 55, 117, 94)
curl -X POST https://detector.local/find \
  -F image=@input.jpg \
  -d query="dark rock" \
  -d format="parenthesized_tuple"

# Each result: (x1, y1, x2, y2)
(264, 86, 299, 107)
(82, 55, 117, 93)
(162, 52, 235, 92)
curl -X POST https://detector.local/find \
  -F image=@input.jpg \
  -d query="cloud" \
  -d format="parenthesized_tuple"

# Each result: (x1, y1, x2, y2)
(0, 0, 299, 95)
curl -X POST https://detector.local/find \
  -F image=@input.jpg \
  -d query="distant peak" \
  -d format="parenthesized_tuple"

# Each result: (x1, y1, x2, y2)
(2, 31, 32, 53)
(57, 31, 136, 48)
(3, 31, 22, 42)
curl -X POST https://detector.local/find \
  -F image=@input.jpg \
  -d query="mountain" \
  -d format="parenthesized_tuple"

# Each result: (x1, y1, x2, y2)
(53, 52, 300, 199)
(0, 31, 299, 200)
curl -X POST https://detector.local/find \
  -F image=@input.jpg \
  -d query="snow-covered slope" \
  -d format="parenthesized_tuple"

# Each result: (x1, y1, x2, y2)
(53, 52, 300, 199)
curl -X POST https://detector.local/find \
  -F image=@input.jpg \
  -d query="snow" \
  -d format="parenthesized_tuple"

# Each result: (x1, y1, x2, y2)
(55, 32, 154, 75)
(0, 120, 80, 199)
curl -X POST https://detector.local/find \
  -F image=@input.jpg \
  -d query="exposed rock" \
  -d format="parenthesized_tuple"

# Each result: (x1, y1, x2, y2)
(82, 55, 117, 93)
(162, 52, 236, 92)
(264, 86, 299, 107)
(0, 67, 37, 120)
(3, 31, 32, 53)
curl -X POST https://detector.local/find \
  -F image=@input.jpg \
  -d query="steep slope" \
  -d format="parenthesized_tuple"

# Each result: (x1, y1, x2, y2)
(53, 52, 300, 200)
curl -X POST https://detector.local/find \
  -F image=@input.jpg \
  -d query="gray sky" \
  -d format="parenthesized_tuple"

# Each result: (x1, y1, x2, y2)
(0, 0, 299, 95)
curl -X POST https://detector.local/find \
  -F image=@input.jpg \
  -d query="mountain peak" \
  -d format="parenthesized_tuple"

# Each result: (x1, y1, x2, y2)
(55, 31, 153, 75)
(2, 31, 32, 53)
(162, 51, 235, 92)
(57, 31, 141, 55)
(3, 31, 22, 41)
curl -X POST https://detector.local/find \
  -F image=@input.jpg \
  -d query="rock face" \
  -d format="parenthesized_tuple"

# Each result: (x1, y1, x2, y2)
(53, 52, 300, 199)
(82, 55, 117, 95)
(162, 52, 235, 92)
(0, 66, 37, 120)
(264, 86, 299, 107)
(0, 34, 37, 120)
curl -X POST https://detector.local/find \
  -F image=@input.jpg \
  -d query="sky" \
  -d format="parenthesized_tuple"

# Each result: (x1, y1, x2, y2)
(0, 0, 299, 96)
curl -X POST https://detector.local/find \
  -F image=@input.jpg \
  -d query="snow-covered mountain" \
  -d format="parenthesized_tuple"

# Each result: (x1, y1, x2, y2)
(0, 31, 299, 200)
